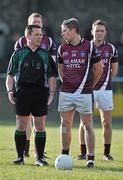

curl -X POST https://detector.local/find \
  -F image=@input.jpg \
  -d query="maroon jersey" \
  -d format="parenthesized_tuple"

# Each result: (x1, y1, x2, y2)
(57, 39, 101, 94)
(14, 34, 56, 56)
(93, 41, 118, 90)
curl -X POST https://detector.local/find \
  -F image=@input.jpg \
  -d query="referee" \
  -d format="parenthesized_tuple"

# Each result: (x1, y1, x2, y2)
(6, 24, 57, 166)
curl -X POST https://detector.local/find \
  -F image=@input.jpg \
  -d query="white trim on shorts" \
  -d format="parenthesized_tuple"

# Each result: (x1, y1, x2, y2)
(93, 90, 113, 110)
(58, 92, 92, 114)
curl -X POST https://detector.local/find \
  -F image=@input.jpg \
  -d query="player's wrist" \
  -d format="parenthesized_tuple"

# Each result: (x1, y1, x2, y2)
(7, 90, 14, 93)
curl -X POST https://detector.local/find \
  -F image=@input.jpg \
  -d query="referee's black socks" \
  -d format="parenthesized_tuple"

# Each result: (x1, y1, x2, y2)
(35, 131, 46, 160)
(14, 130, 26, 159)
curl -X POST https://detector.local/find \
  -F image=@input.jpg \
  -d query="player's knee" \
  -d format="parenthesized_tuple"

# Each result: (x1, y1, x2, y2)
(61, 118, 71, 127)
(17, 124, 26, 131)
(84, 121, 94, 133)
(102, 121, 112, 129)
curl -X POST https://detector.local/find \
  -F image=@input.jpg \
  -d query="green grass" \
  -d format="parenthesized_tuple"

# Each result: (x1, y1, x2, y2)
(0, 119, 123, 180)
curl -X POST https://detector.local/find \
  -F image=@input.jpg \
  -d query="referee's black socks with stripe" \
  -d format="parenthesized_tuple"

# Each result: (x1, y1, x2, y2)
(14, 130, 26, 159)
(35, 131, 46, 160)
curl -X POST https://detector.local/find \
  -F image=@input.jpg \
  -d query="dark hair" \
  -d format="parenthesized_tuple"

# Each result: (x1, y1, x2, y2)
(92, 19, 107, 30)
(25, 24, 41, 35)
(61, 18, 80, 34)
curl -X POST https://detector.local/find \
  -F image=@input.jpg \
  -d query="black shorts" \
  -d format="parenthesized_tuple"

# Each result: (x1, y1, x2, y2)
(14, 87, 49, 116)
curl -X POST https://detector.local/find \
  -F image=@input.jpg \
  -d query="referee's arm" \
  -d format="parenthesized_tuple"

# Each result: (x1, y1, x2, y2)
(6, 74, 15, 104)
(6, 74, 15, 93)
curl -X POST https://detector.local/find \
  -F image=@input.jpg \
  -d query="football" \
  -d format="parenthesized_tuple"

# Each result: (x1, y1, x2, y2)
(55, 154, 74, 170)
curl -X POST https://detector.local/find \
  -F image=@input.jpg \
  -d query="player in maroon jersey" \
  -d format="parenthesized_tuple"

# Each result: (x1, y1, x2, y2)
(14, 13, 56, 61)
(77, 20, 118, 161)
(57, 18, 103, 168)
(14, 13, 56, 157)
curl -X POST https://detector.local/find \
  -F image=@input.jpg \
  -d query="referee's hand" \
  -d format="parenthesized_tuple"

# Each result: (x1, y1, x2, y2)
(47, 91, 55, 106)
(8, 91, 16, 104)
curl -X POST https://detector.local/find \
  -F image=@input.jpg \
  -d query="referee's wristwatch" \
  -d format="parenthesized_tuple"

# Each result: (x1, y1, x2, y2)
(49, 90, 55, 96)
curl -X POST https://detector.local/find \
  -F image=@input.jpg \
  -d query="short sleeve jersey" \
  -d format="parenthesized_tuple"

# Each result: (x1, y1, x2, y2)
(7, 46, 57, 88)
(14, 34, 56, 56)
(92, 41, 119, 90)
(57, 39, 101, 94)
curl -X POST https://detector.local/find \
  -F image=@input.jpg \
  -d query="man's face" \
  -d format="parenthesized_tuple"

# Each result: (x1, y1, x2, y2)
(29, 17, 43, 28)
(61, 25, 74, 42)
(91, 25, 106, 41)
(28, 28, 42, 47)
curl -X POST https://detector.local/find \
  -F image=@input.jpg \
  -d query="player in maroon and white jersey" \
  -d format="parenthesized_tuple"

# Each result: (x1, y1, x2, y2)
(57, 18, 103, 168)
(14, 13, 56, 61)
(14, 35, 56, 60)
(14, 13, 56, 157)
(77, 20, 118, 161)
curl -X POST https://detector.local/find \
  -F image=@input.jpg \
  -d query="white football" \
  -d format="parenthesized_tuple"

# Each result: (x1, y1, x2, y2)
(55, 154, 74, 170)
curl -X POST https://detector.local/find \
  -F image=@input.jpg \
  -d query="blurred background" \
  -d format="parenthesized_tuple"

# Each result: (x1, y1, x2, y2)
(0, 0, 123, 121)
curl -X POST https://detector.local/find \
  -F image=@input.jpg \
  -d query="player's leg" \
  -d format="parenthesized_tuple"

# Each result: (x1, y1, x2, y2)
(58, 92, 75, 155)
(76, 121, 86, 160)
(100, 109, 113, 160)
(24, 115, 33, 157)
(96, 90, 114, 161)
(76, 93, 95, 167)
(60, 110, 75, 155)
(80, 114, 95, 168)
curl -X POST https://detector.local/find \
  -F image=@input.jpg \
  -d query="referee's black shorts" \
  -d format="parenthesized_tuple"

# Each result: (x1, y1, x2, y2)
(14, 87, 49, 116)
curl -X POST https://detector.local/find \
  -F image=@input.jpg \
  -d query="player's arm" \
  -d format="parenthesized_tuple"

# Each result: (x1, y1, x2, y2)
(111, 48, 118, 78)
(57, 45, 64, 82)
(92, 60, 103, 88)
(91, 45, 103, 88)
(48, 37, 56, 62)
(111, 62, 118, 77)
(14, 36, 25, 51)
(58, 63, 64, 82)
(14, 39, 21, 51)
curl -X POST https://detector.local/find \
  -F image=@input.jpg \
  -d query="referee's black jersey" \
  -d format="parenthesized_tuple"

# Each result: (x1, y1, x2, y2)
(7, 46, 58, 88)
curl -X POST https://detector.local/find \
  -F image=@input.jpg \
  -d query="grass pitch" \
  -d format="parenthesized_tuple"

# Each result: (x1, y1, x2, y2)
(0, 118, 123, 180)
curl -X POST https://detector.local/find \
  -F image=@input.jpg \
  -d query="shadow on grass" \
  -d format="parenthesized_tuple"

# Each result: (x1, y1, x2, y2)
(14, 163, 123, 173)
(73, 165, 123, 172)
(94, 166, 123, 172)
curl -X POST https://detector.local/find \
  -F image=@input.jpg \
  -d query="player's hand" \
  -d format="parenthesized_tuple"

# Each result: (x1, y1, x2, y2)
(8, 91, 16, 104)
(47, 91, 55, 106)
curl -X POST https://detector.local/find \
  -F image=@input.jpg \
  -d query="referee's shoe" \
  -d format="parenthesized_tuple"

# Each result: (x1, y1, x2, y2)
(103, 154, 114, 161)
(35, 157, 48, 166)
(13, 157, 24, 165)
